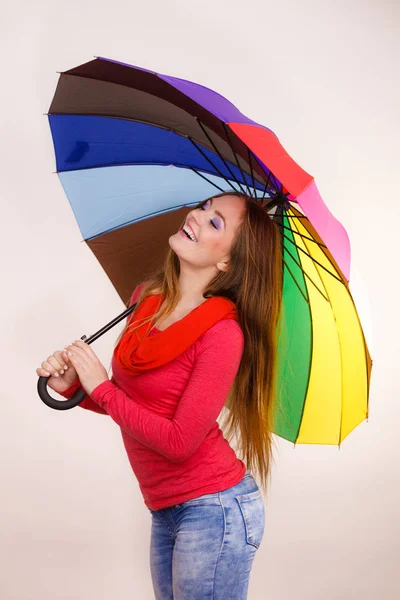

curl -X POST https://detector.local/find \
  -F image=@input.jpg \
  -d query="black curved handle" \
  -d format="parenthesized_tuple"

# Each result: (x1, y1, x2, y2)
(38, 302, 137, 410)
(37, 374, 88, 410)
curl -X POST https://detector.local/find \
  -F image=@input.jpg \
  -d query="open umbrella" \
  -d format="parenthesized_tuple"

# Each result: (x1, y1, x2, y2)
(38, 56, 372, 447)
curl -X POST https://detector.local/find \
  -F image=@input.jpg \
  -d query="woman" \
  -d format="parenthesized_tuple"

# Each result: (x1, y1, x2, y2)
(37, 191, 283, 599)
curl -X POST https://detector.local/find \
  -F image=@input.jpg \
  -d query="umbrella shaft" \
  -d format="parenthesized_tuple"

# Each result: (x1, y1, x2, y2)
(82, 302, 138, 345)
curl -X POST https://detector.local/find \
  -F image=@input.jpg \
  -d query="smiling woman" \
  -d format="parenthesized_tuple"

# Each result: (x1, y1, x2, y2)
(53, 190, 283, 598)
(170, 193, 247, 278)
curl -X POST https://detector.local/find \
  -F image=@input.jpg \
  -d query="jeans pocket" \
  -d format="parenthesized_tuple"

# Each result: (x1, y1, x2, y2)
(235, 489, 265, 549)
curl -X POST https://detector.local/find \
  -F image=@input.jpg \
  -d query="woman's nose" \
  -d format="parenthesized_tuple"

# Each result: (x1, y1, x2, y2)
(186, 210, 200, 226)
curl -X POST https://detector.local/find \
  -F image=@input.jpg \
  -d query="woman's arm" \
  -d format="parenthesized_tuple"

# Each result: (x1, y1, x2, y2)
(58, 379, 109, 414)
(87, 320, 244, 462)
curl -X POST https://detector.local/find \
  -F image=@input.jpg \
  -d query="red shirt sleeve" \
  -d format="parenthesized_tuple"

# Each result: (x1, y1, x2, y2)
(58, 379, 109, 414)
(88, 319, 244, 463)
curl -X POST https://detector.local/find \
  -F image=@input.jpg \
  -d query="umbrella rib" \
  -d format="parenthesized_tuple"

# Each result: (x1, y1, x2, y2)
(55, 160, 245, 183)
(221, 123, 253, 196)
(190, 168, 226, 192)
(282, 257, 310, 304)
(261, 172, 273, 200)
(274, 222, 327, 248)
(247, 148, 256, 198)
(280, 230, 342, 283)
(274, 206, 313, 304)
(187, 137, 239, 193)
(283, 243, 330, 302)
(195, 119, 249, 196)
(252, 154, 282, 197)
(280, 214, 308, 218)
(286, 208, 348, 284)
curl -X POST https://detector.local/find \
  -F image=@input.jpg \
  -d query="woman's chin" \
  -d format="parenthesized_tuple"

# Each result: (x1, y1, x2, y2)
(169, 233, 199, 264)
(168, 232, 186, 255)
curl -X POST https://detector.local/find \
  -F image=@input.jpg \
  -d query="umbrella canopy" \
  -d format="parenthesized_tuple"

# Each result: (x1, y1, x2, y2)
(47, 56, 372, 446)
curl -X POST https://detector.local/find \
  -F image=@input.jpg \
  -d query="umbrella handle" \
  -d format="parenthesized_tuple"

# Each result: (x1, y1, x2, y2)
(37, 302, 137, 410)
(37, 375, 88, 410)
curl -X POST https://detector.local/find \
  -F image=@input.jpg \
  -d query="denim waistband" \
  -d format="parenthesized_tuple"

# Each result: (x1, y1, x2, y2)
(150, 470, 259, 513)
(177, 470, 260, 508)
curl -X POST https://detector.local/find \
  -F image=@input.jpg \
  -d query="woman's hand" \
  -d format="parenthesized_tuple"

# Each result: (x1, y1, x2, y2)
(64, 340, 109, 396)
(36, 349, 78, 394)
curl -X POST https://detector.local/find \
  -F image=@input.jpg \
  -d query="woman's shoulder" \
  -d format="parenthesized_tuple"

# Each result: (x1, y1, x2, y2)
(189, 319, 244, 370)
(128, 281, 149, 306)
(197, 318, 244, 350)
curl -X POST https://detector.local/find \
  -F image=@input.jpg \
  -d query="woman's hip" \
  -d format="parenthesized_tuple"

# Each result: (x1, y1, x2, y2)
(149, 470, 265, 550)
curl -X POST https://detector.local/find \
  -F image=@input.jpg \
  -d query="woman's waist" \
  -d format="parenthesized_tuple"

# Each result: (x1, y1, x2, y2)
(143, 460, 247, 510)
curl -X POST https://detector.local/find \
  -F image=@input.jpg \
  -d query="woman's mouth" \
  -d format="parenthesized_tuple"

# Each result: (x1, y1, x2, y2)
(179, 229, 197, 242)
(179, 223, 198, 242)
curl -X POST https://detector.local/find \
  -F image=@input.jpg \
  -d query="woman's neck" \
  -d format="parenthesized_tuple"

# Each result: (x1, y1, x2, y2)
(176, 267, 215, 307)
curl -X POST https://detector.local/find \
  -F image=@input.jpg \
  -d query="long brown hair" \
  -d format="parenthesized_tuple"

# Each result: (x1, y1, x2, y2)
(113, 191, 284, 494)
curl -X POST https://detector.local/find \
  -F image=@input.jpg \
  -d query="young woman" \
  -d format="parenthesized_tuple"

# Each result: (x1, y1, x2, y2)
(37, 191, 283, 599)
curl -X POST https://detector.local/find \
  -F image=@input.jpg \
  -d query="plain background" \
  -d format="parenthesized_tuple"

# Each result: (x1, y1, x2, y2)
(1, 0, 398, 598)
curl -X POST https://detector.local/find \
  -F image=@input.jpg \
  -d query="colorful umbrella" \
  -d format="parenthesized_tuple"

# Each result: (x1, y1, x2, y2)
(39, 56, 372, 446)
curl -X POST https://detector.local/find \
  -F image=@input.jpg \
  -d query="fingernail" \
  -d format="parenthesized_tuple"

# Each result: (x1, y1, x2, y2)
(60, 370, 64, 375)
(68, 351, 72, 356)
(64, 365, 68, 370)
(44, 371, 50, 376)
(53, 372, 59, 377)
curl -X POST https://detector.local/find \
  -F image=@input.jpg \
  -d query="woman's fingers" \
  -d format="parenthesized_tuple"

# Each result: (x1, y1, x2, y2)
(65, 343, 90, 368)
(54, 350, 70, 370)
(36, 367, 52, 377)
(37, 363, 58, 377)
(39, 352, 68, 377)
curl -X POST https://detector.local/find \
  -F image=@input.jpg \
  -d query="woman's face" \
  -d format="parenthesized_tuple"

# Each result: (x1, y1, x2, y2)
(169, 194, 246, 272)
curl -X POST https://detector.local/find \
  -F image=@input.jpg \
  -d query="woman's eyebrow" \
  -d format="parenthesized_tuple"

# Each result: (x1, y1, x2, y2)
(210, 198, 226, 228)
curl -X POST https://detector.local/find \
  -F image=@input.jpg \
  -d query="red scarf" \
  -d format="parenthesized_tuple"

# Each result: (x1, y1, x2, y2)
(113, 293, 238, 375)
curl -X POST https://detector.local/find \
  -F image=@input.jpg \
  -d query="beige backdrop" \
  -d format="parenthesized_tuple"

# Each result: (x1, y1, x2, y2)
(1, 0, 397, 598)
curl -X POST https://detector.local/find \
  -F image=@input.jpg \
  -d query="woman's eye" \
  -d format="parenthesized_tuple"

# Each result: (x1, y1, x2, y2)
(200, 200, 218, 229)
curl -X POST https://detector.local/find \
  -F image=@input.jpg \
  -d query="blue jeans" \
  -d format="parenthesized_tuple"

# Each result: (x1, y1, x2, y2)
(148, 471, 265, 599)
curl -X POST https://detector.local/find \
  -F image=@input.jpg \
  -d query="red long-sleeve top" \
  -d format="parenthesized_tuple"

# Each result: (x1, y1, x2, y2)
(61, 287, 246, 510)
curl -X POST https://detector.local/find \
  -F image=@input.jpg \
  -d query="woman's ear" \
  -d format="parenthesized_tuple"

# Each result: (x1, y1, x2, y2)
(216, 259, 229, 272)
